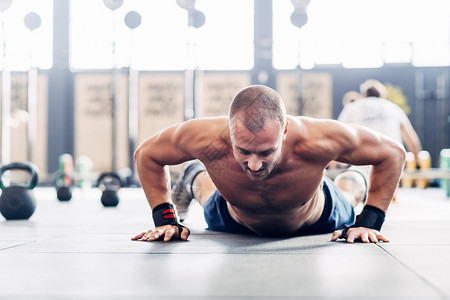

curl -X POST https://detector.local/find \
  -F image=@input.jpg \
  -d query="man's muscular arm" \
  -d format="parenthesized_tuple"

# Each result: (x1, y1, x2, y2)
(132, 121, 199, 242)
(328, 122, 406, 243)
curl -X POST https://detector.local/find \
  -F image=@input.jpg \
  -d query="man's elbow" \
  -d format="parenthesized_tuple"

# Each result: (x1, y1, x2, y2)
(133, 148, 139, 164)
(134, 143, 147, 166)
(394, 142, 407, 166)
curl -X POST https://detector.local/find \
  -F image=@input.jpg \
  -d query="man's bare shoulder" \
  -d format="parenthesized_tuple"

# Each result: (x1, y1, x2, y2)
(286, 116, 358, 160)
(178, 117, 229, 138)
(174, 117, 230, 158)
(288, 115, 340, 126)
(288, 115, 355, 135)
(287, 115, 340, 137)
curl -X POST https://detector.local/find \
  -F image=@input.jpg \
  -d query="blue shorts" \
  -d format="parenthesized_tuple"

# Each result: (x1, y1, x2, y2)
(203, 176, 355, 235)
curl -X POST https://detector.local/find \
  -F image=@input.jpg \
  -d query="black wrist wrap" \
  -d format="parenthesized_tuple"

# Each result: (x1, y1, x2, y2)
(153, 203, 178, 227)
(340, 205, 385, 239)
(354, 205, 386, 231)
(152, 203, 189, 237)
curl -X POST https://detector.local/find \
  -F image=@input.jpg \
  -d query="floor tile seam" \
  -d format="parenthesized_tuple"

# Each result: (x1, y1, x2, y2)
(376, 243, 450, 300)
(0, 240, 36, 251)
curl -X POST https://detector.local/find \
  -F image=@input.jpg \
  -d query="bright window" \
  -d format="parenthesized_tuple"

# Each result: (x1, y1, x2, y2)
(273, 0, 450, 69)
(70, 0, 253, 70)
(1, 1, 447, 71)
(0, 0, 52, 70)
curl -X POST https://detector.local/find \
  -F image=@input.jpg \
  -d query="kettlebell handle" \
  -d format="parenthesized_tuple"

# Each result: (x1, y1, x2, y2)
(0, 162, 39, 190)
(97, 172, 123, 188)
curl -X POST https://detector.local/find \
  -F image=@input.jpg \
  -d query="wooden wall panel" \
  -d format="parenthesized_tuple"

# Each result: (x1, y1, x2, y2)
(74, 73, 128, 173)
(137, 73, 185, 146)
(198, 72, 251, 118)
(277, 71, 333, 119)
(0, 73, 48, 175)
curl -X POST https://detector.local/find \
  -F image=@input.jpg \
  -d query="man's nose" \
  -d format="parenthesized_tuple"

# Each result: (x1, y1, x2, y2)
(247, 155, 263, 171)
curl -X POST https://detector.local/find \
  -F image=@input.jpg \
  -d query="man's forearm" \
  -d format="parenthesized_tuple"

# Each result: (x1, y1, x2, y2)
(136, 158, 172, 210)
(366, 160, 403, 211)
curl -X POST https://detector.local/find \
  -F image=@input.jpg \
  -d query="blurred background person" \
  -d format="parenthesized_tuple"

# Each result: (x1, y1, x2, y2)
(338, 79, 422, 164)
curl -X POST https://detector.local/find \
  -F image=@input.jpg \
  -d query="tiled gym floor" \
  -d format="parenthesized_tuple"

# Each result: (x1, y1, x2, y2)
(1, 186, 450, 299)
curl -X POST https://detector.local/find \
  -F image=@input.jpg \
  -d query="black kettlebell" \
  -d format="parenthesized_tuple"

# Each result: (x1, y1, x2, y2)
(56, 173, 73, 201)
(0, 162, 39, 220)
(57, 186, 72, 201)
(56, 154, 74, 201)
(55, 171, 73, 201)
(97, 172, 123, 207)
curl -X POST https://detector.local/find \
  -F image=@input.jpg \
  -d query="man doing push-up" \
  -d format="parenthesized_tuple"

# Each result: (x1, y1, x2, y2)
(132, 85, 405, 243)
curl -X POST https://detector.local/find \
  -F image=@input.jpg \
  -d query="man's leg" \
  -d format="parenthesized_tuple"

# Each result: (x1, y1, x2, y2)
(334, 166, 369, 210)
(191, 171, 216, 207)
(172, 161, 207, 221)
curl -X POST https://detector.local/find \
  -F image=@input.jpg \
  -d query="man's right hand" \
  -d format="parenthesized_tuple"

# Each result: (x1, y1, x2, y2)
(131, 224, 190, 242)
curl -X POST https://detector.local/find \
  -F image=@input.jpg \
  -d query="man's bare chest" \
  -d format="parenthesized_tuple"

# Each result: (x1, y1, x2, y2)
(205, 156, 324, 211)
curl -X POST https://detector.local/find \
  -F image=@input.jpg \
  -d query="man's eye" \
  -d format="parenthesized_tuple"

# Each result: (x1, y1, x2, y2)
(239, 149, 250, 155)
(260, 150, 274, 157)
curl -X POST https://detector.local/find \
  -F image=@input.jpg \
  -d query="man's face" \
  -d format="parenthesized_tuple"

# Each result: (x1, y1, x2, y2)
(229, 117, 287, 181)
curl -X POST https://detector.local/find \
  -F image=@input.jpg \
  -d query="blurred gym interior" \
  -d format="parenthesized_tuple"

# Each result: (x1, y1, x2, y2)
(0, 0, 449, 299)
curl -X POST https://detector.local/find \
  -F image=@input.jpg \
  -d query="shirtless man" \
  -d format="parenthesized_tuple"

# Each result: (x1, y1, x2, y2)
(132, 85, 406, 243)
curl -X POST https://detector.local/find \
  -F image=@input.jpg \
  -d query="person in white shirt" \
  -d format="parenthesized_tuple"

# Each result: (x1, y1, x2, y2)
(334, 80, 422, 205)
(338, 79, 422, 161)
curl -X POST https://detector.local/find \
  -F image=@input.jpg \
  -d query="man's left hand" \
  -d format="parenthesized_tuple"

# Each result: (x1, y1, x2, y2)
(331, 227, 389, 243)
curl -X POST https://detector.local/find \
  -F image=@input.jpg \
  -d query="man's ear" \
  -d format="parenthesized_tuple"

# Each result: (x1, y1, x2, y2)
(283, 120, 290, 140)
